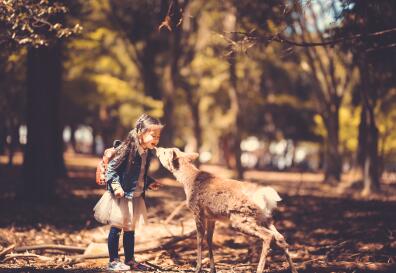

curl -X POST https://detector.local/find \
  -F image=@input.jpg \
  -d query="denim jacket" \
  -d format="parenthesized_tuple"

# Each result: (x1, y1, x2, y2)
(105, 148, 155, 198)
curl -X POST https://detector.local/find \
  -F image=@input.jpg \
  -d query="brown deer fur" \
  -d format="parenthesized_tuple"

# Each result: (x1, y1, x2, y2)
(155, 147, 298, 273)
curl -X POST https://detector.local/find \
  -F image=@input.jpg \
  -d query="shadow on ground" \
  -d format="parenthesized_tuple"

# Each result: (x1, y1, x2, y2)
(1, 163, 396, 272)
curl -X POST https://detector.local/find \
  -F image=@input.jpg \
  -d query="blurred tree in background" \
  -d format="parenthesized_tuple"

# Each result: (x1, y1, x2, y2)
(1, 0, 80, 202)
(344, 0, 396, 195)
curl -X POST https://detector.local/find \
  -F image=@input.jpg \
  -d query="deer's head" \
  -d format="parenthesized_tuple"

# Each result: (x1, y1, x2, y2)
(155, 147, 199, 173)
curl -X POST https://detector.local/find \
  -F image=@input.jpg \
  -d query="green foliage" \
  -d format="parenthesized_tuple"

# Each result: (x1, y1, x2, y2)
(0, 0, 81, 47)
(377, 88, 396, 162)
(339, 98, 360, 154)
(0, 48, 26, 124)
(1, 0, 395, 172)
(62, 2, 163, 135)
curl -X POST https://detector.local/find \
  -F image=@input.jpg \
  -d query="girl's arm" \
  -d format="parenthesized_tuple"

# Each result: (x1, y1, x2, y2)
(106, 158, 122, 192)
(147, 176, 156, 186)
(147, 176, 162, 190)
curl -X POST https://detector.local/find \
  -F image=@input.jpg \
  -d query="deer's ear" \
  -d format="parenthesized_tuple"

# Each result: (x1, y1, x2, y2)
(186, 152, 199, 162)
(172, 150, 180, 170)
(172, 150, 178, 159)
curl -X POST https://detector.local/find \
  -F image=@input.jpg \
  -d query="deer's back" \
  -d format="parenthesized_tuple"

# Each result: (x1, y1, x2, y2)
(187, 171, 264, 221)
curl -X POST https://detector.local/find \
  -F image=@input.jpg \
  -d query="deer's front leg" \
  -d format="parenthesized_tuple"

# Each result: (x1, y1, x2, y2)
(206, 220, 216, 273)
(194, 216, 206, 273)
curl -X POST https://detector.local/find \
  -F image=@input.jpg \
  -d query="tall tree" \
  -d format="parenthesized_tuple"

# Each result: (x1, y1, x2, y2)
(164, 0, 205, 158)
(230, 0, 358, 182)
(288, 1, 355, 183)
(104, 0, 176, 146)
(0, 1, 79, 201)
(339, 0, 396, 194)
(224, 5, 244, 178)
(0, 48, 26, 164)
(20, 41, 65, 201)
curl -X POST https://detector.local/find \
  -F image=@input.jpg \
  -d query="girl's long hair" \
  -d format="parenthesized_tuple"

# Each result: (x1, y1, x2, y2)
(112, 113, 163, 171)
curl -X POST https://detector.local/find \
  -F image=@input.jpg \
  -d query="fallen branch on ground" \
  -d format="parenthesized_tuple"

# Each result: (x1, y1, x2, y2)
(266, 261, 396, 273)
(14, 244, 86, 253)
(58, 230, 197, 266)
(143, 260, 165, 271)
(0, 244, 15, 258)
(318, 261, 396, 272)
(1, 230, 196, 267)
(2, 253, 53, 263)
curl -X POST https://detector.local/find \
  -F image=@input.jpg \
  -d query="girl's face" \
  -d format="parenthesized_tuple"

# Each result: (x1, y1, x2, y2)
(140, 128, 161, 149)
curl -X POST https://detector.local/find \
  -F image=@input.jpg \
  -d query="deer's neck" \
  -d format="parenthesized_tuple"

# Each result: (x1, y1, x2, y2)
(173, 163, 200, 198)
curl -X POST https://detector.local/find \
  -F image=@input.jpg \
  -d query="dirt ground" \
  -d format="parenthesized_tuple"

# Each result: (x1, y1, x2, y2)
(0, 152, 396, 273)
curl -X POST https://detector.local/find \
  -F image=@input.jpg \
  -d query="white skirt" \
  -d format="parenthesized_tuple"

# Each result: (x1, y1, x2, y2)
(93, 191, 148, 230)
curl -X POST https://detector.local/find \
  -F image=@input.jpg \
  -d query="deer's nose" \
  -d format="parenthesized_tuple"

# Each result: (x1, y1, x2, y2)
(154, 147, 163, 156)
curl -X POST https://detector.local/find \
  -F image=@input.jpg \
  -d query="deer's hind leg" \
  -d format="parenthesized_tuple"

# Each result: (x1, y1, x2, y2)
(269, 224, 298, 273)
(229, 214, 274, 273)
(257, 233, 272, 273)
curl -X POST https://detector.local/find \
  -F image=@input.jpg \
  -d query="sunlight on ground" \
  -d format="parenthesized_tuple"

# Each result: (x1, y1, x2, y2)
(2, 151, 396, 201)
(1, 152, 396, 272)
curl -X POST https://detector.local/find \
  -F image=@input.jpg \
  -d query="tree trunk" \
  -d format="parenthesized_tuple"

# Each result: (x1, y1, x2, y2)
(160, 5, 184, 148)
(224, 5, 243, 179)
(0, 118, 6, 155)
(141, 42, 175, 147)
(323, 103, 342, 184)
(55, 124, 67, 177)
(185, 90, 202, 151)
(360, 92, 380, 195)
(229, 47, 244, 179)
(359, 58, 380, 195)
(174, 0, 201, 156)
(7, 120, 19, 167)
(160, 45, 176, 147)
(91, 126, 97, 155)
(20, 42, 65, 202)
(184, 88, 202, 167)
(70, 124, 77, 153)
(357, 106, 366, 171)
(141, 43, 162, 101)
(98, 105, 113, 148)
(161, 96, 175, 147)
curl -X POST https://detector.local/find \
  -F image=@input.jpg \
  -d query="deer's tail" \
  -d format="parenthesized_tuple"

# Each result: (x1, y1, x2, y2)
(252, 186, 282, 217)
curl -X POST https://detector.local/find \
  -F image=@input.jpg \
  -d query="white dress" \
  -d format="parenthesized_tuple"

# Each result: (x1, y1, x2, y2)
(93, 146, 148, 231)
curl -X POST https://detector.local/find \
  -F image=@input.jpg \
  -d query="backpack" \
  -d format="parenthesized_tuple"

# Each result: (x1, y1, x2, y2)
(95, 147, 117, 185)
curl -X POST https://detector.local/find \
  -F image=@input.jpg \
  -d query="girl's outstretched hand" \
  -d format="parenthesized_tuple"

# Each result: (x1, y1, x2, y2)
(148, 181, 161, 191)
(114, 188, 125, 198)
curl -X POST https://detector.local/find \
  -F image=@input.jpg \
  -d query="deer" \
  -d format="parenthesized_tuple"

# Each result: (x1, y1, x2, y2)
(154, 147, 298, 273)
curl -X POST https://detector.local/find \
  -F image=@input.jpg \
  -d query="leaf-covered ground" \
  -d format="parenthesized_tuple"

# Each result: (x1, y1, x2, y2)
(0, 152, 396, 272)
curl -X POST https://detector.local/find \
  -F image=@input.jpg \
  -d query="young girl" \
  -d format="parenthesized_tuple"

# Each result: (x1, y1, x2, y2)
(94, 113, 163, 271)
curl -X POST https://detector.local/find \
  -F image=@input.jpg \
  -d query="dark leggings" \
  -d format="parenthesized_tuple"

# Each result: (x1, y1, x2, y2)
(108, 226, 135, 263)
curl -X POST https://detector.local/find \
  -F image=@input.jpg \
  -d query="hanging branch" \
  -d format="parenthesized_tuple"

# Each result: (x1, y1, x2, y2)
(158, 0, 183, 32)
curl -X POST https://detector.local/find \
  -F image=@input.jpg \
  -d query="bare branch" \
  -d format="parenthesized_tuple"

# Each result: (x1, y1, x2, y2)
(158, 0, 183, 32)
(232, 27, 396, 48)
